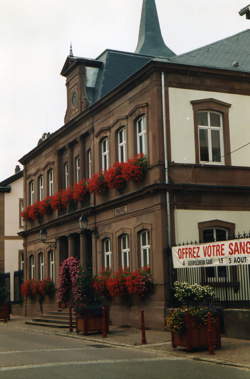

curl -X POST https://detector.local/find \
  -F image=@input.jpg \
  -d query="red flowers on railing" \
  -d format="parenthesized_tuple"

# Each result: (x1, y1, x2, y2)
(21, 154, 147, 222)
(21, 279, 56, 299)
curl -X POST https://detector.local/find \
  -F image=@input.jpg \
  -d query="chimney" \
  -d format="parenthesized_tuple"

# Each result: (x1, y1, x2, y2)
(15, 165, 21, 174)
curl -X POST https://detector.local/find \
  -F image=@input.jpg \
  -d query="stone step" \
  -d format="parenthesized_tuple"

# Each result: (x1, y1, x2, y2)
(39, 314, 73, 321)
(25, 320, 71, 329)
(31, 317, 76, 325)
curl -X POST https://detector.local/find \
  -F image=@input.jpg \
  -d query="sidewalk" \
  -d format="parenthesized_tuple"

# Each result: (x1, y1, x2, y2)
(1, 316, 250, 370)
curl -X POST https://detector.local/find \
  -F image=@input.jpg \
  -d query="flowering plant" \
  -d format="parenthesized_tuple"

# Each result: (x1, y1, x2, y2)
(122, 154, 147, 183)
(165, 282, 217, 335)
(88, 173, 108, 193)
(21, 280, 38, 299)
(92, 270, 111, 300)
(125, 267, 154, 297)
(104, 163, 127, 191)
(61, 188, 74, 208)
(50, 192, 64, 210)
(57, 257, 80, 307)
(73, 180, 89, 202)
(173, 281, 215, 306)
(37, 197, 53, 216)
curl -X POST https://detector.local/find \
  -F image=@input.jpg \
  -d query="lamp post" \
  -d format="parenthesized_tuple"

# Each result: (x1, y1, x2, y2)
(39, 228, 57, 249)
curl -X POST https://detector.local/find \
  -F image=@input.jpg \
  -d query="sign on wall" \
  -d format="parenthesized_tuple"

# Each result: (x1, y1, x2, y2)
(172, 238, 250, 269)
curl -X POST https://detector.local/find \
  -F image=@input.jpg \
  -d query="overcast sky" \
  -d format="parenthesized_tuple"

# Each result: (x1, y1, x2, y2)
(0, 0, 249, 181)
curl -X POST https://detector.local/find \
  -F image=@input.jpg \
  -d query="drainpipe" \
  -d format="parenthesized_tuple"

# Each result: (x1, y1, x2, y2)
(161, 72, 171, 247)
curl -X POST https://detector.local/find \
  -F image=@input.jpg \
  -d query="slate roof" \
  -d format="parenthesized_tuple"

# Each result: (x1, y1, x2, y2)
(92, 50, 153, 103)
(169, 29, 250, 73)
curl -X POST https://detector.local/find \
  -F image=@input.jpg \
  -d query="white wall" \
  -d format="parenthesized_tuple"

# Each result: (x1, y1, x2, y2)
(169, 88, 250, 166)
(174, 209, 250, 244)
(4, 176, 23, 301)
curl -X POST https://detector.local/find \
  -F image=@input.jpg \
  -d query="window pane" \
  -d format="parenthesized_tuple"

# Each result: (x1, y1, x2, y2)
(199, 129, 209, 161)
(203, 229, 214, 242)
(215, 229, 227, 241)
(197, 112, 208, 126)
(141, 231, 147, 246)
(210, 112, 221, 127)
(211, 130, 221, 162)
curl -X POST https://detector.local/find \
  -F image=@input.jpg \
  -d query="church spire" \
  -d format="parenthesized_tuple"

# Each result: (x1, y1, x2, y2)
(135, 0, 175, 58)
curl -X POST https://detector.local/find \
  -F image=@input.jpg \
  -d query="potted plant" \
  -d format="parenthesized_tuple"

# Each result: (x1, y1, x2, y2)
(74, 270, 108, 335)
(166, 281, 221, 352)
(0, 274, 10, 322)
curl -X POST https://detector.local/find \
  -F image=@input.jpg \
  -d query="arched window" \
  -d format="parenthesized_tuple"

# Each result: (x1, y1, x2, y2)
(119, 234, 130, 269)
(101, 137, 109, 171)
(29, 181, 35, 205)
(64, 162, 69, 188)
(136, 115, 147, 155)
(29, 255, 35, 279)
(117, 127, 127, 162)
(139, 230, 150, 268)
(48, 250, 55, 282)
(38, 252, 44, 280)
(75, 156, 81, 183)
(47, 169, 54, 196)
(103, 238, 112, 270)
(87, 149, 92, 179)
(38, 175, 44, 201)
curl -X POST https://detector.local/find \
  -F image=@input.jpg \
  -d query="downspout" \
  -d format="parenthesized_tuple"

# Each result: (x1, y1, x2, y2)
(161, 72, 171, 247)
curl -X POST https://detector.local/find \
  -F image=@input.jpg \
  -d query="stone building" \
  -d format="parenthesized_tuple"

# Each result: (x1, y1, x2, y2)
(20, 0, 250, 326)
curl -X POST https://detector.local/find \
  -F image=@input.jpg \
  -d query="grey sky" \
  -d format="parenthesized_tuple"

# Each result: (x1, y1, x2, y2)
(0, 0, 249, 181)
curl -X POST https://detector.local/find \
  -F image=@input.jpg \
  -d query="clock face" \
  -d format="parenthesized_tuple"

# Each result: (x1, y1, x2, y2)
(71, 90, 78, 106)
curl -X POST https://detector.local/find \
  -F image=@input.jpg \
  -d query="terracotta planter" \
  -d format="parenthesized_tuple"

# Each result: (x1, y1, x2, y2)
(75, 306, 109, 335)
(171, 313, 221, 352)
(0, 304, 10, 322)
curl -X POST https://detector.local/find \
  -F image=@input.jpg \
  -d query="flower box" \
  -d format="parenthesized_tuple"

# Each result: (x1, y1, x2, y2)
(75, 306, 109, 335)
(171, 312, 221, 352)
(0, 304, 10, 322)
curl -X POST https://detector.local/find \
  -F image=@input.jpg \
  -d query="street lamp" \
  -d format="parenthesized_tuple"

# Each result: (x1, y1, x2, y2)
(79, 215, 99, 238)
(39, 228, 57, 248)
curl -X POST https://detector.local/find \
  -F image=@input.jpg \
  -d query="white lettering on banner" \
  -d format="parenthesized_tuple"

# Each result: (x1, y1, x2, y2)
(172, 238, 250, 269)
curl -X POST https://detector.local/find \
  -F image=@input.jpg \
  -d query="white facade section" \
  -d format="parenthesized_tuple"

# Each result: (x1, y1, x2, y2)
(4, 176, 23, 301)
(174, 209, 250, 244)
(169, 88, 250, 166)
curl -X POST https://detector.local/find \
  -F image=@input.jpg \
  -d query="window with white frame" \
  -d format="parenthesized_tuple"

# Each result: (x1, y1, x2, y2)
(103, 238, 112, 270)
(29, 255, 35, 279)
(48, 250, 55, 282)
(87, 149, 92, 179)
(101, 138, 109, 171)
(38, 175, 44, 201)
(197, 111, 224, 163)
(136, 115, 147, 155)
(38, 252, 44, 280)
(64, 162, 69, 188)
(120, 234, 130, 269)
(29, 181, 35, 205)
(47, 169, 54, 196)
(117, 127, 127, 162)
(75, 156, 81, 183)
(139, 230, 150, 267)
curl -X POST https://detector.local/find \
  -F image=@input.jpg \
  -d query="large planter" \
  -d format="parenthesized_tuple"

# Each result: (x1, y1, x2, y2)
(75, 306, 109, 335)
(0, 304, 10, 322)
(171, 313, 221, 352)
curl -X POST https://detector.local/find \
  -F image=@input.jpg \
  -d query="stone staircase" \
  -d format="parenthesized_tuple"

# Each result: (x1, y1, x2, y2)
(25, 310, 75, 329)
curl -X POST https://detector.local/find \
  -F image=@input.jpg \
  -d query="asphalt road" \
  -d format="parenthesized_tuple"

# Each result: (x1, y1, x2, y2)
(0, 327, 249, 379)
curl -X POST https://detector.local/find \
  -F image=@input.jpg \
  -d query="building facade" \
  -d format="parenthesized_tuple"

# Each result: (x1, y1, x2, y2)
(0, 170, 24, 302)
(20, 0, 250, 325)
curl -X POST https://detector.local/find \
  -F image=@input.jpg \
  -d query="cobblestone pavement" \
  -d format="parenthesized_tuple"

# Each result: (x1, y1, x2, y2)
(1, 316, 250, 370)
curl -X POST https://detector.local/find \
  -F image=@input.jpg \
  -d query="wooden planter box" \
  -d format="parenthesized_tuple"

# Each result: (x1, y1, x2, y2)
(75, 306, 109, 335)
(171, 313, 221, 352)
(0, 304, 10, 322)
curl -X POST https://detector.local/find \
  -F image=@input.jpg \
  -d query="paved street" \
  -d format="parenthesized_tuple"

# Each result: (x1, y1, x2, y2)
(0, 327, 250, 379)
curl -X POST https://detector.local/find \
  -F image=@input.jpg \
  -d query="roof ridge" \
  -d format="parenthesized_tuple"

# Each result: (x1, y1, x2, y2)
(172, 29, 250, 59)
